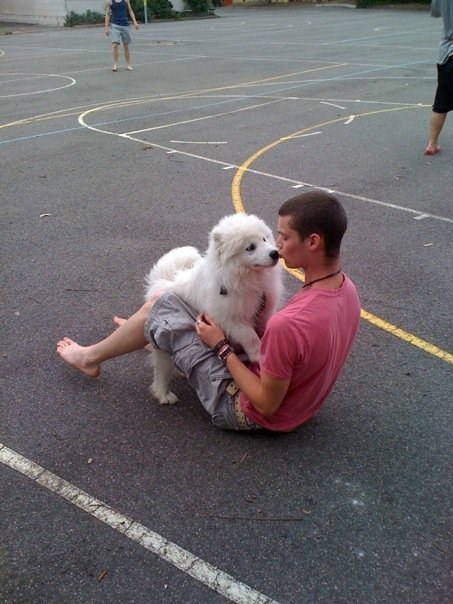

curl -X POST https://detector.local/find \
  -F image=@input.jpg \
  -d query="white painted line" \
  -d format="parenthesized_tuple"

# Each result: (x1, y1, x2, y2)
(0, 443, 281, 604)
(0, 74, 76, 99)
(344, 115, 355, 125)
(223, 165, 235, 170)
(125, 98, 286, 136)
(320, 101, 345, 110)
(285, 131, 322, 139)
(292, 184, 305, 189)
(77, 108, 453, 225)
(170, 140, 228, 145)
(413, 214, 429, 220)
(122, 136, 453, 224)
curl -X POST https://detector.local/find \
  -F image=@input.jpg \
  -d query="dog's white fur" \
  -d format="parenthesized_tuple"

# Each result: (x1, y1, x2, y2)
(144, 213, 282, 405)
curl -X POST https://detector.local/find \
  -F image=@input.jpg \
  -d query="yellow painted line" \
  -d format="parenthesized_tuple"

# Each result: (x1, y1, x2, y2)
(360, 310, 453, 363)
(231, 108, 453, 365)
(1, 63, 344, 131)
(232, 105, 416, 212)
(0, 97, 162, 130)
(231, 106, 418, 209)
(220, 63, 348, 90)
(4, 70, 449, 363)
(282, 268, 452, 362)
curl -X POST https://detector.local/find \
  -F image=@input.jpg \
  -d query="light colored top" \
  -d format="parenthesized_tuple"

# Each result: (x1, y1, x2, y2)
(431, 0, 453, 64)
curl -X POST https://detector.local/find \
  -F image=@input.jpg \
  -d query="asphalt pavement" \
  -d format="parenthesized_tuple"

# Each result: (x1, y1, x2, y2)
(1, 5, 451, 603)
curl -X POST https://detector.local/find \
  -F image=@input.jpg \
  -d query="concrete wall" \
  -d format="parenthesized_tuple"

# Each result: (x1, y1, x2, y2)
(0, 0, 187, 26)
(0, 1, 106, 26)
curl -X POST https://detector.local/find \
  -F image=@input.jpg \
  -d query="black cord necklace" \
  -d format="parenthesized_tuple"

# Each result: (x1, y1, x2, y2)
(302, 269, 342, 289)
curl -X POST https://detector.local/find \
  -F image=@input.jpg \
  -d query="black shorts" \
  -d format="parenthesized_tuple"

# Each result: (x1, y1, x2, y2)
(432, 57, 453, 114)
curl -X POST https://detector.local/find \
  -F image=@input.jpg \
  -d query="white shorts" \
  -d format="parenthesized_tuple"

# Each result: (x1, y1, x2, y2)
(110, 23, 131, 45)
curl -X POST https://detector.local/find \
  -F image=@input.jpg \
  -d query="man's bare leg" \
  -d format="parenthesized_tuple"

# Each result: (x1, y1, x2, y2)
(112, 43, 119, 71)
(425, 111, 446, 155)
(56, 300, 154, 377)
(124, 44, 133, 69)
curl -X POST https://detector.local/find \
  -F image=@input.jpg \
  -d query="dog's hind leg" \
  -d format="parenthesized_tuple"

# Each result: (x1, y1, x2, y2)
(150, 349, 179, 405)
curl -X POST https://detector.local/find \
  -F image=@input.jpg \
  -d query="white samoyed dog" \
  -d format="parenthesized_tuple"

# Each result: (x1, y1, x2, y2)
(144, 213, 282, 405)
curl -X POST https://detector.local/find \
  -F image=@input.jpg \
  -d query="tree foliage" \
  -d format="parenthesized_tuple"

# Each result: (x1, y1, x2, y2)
(130, 0, 177, 20)
(356, 0, 429, 6)
(64, 10, 104, 27)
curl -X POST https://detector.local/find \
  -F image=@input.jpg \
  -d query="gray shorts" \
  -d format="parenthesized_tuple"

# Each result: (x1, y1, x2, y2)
(110, 23, 131, 45)
(144, 292, 262, 431)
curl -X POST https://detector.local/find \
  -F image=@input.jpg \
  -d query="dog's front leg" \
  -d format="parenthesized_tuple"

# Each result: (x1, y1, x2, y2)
(229, 325, 261, 364)
(150, 349, 178, 405)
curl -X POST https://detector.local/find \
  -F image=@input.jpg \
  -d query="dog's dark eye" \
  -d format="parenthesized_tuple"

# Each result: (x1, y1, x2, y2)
(246, 243, 256, 252)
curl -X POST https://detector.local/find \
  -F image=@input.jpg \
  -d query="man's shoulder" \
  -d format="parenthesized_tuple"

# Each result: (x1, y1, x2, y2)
(266, 293, 309, 331)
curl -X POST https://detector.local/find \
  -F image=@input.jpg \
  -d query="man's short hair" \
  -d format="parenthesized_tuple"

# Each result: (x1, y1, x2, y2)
(279, 191, 347, 258)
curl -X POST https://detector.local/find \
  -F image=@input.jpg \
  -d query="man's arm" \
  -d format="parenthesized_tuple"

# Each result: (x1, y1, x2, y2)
(104, 0, 111, 34)
(223, 352, 290, 417)
(195, 313, 289, 417)
(126, 0, 139, 28)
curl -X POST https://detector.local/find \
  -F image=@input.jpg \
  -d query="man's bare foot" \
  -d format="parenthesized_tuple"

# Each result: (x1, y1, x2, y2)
(424, 144, 441, 156)
(56, 337, 101, 377)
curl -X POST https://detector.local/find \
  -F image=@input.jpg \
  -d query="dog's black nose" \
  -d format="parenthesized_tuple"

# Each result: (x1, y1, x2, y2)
(270, 250, 279, 261)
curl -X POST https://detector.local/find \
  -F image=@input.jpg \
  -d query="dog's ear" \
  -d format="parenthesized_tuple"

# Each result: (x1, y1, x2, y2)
(210, 228, 227, 264)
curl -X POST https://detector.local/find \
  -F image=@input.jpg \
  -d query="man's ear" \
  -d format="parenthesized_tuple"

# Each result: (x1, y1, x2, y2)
(307, 233, 322, 250)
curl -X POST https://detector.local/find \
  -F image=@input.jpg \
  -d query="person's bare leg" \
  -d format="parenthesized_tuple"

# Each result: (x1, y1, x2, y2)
(124, 44, 133, 69)
(112, 43, 119, 71)
(56, 300, 154, 377)
(425, 111, 446, 155)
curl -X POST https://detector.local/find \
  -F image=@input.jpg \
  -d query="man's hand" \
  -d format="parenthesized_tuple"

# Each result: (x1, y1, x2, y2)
(195, 313, 225, 349)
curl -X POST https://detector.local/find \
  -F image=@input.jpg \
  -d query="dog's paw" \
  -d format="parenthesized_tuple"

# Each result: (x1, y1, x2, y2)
(242, 343, 260, 364)
(247, 351, 260, 364)
(159, 391, 179, 405)
(149, 383, 179, 405)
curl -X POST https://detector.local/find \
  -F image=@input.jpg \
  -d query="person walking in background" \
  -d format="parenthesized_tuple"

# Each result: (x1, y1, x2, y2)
(425, 0, 453, 155)
(104, 0, 139, 72)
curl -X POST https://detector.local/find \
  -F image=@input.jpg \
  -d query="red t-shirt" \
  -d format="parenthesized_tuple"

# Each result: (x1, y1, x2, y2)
(241, 275, 361, 432)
